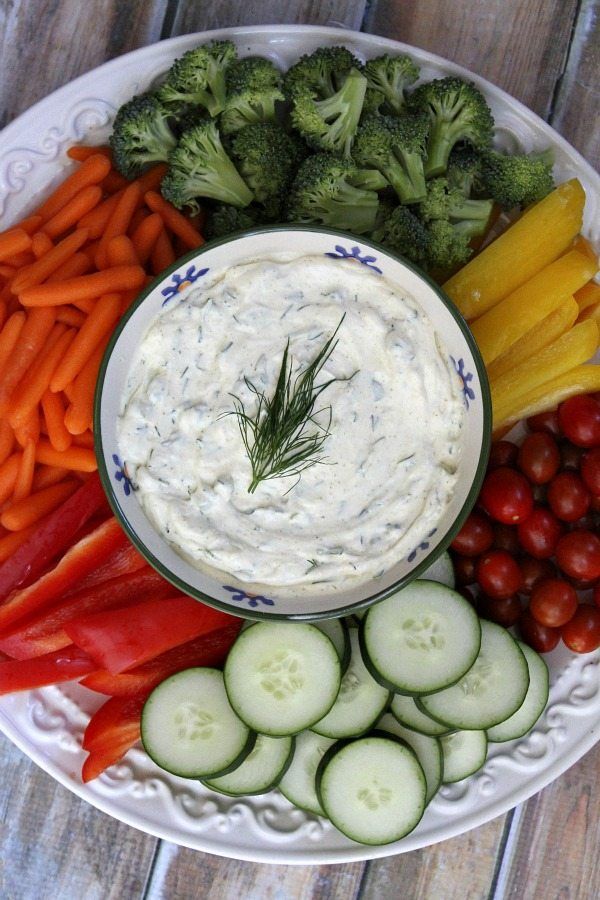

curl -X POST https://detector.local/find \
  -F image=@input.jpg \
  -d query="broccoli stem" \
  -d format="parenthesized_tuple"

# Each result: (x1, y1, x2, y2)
(424, 119, 455, 177)
(387, 149, 427, 204)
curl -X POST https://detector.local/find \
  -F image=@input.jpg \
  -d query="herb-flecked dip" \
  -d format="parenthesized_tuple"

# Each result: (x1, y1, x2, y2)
(118, 255, 466, 594)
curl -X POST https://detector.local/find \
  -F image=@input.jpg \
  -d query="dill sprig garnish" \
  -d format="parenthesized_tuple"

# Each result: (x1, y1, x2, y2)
(229, 314, 354, 493)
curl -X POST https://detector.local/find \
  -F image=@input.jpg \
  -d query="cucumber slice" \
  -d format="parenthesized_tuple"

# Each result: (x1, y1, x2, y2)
(311, 628, 390, 739)
(224, 622, 341, 736)
(141, 667, 255, 779)
(440, 730, 488, 782)
(419, 620, 530, 730)
(315, 618, 351, 672)
(390, 694, 453, 737)
(316, 735, 427, 845)
(377, 713, 442, 804)
(278, 731, 336, 816)
(203, 734, 294, 796)
(487, 642, 549, 743)
(420, 551, 455, 588)
(360, 581, 481, 695)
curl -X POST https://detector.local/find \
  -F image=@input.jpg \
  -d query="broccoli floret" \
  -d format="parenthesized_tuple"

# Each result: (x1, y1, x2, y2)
(110, 94, 177, 178)
(286, 153, 379, 234)
(409, 77, 494, 177)
(157, 41, 237, 117)
(219, 85, 285, 134)
(363, 54, 419, 115)
(371, 204, 430, 267)
(206, 203, 267, 239)
(352, 112, 429, 204)
(228, 123, 306, 206)
(226, 56, 282, 94)
(349, 168, 390, 191)
(283, 46, 362, 99)
(426, 219, 472, 271)
(419, 177, 493, 238)
(480, 148, 554, 208)
(446, 146, 484, 194)
(289, 68, 368, 158)
(161, 121, 253, 213)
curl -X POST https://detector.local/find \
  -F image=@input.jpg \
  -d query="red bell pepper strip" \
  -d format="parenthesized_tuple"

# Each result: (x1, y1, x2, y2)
(0, 472, 106, 601)
(67, 540, 147, 597)
(0, 645, 96, 694)
(0, 567, 177, 659)
(81, 694, 146, 782)
(0, 517, 130, 634)
(66, 596, 240, 674)
(80, 621, 242, 696)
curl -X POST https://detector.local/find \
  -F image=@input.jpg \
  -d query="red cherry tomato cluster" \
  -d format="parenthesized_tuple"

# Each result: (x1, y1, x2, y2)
(451, 394, 600, 654)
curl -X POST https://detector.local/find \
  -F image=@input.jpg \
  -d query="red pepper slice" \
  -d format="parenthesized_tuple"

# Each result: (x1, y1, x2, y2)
(0, 517, 130, 633)
(0, 567, 178, 659)
(67, 540, 146, 597)
(80, 622, 242, 696)
(0, 645, 96, 694)
(81, 694, 146, 782)
(0, 472, 106, 601)
(66, 596, 240, 674)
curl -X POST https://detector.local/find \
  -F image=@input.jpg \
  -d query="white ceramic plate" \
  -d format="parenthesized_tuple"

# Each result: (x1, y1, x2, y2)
(0, 25, 599, 865)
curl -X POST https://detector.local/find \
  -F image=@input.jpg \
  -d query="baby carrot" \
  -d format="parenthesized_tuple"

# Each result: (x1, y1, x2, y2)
(137, 164, 168, 193)
(0, 312, 25, 377)
(0, 229, 32, 262)
(13, 439, 36, 501)
(78, 193, 120, 240)
(0, 265, 16, 280)
(5, 215, 43, 236)
(19, 266, 145, 307)
(106, 235, 139, 267)
(32, 465, 69, 491)
(9, 327, 76, 428)
(0, 421, 14, 467)
(31, 232, 54, 259)
(0, 453, 22, 504)
(51, 293, 120, 392)
(41, 390, 72, 452)
(128, 207, 148, 235)
(67, 145, 112, 162)
(64, 337, 110, 434)
(131, 213, 163, 264)
(14, 406, 41, 448)
(0, 308, 56, 412)
(56, 307, 86, 327)
(41, 185, 102, 240)
(36, 154, 111, 222)
(144, 191, 204, 249)
(102, 170, 129, 194)
(1, 480, 79, 531)
(12, 228, 90, 293)
(35, 440, 97, 472)
(72, 431, 94, 449)
(96, 182, 143, 268)
(46, 252, 92, 284)
(71, 296, 96, 314)
(0, 524, 39, 563)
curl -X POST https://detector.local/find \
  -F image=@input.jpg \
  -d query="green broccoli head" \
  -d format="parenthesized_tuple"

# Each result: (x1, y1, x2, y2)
(419, 177, 493, 238)
(426, 218, 473, 271)
(225, 56, 282, 94)
(361, 88, 386, 119)
(283, 46, 362, 99)
(290, 68, 368, 158)
(286, 153, 379, 234)
(228, 122, 306, 205)
(157, 40, 237, 117)
(352, 112, 429, 204)
(219, 85, 285, 134)
(446, 145, 484, 195)
(363, 53, 419, 115)
(480, 148, 554, 208)
(371, 203, 430, 267)
(110, 93, 178, 178)
(409, 76, 494, 177)
(160, 120, 254, 213)
(205, 203, 268, 239)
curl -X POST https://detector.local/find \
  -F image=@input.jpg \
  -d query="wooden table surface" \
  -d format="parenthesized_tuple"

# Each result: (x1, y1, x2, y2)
(1, 2, 599, 898)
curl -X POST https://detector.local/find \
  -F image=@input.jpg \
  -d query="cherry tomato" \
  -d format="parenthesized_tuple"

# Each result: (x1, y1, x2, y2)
(451, 512, 494, 557)
(547, 471, 591, 522)
(555, 530, 600, 581)
(478, 593, 522, 627)
(559, 441, 583, 471)
(452, 554, 477, 586)
(488, 441, 519, 471)
(493, 523, 521, 556)
(517, 432, 561, 485)
(591, 494, 600, 513)
(529, 578, 578, 628)
(518, 609, 561, 653)
(581, 448, 600, 495)
(562, 605, 600, 653)
(558, 395, 600, 448)
(517, 507, 563, 559)
(527, 410, 561, 437)
(480, 467, 534, 524)
(476, 550, 522, 599)
(519, 556, 557, 596)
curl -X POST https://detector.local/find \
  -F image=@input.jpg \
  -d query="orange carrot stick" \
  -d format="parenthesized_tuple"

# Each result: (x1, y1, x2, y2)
(0, 264, 16, 280)
(71, 296, 96, 314)
(128, 207, 148, 235)
(32, 465, 69, 491)
(72, 430, 95, 449)
(144, 191, 204, 249)
(137, 164, 168, 194)
(36, 154, 111, 222)
(0, 229, 32, 262)
(35, 440, 97, 472)
(96, 182, 143, 268)
(0, 453, 22, 504)
(64, 337, 110, 434)
(0, 524, 39, 563)
(0, 312, 26, 377)
(151, 229, 176, 275)
(51, 293, 120, 392)
(106, 235, 139, 267)
(78, 193, 121, 240)
(56, 306, 86, 327)
(0, 421, 14, 467)
(14, 406, 40, 447)
(0, 308, 56, 411)
(13, 439, 36, 501)
(41, 390, 72, 452)
(3, 215, 44, 236)
(1, 480, 79, 531)
(31, 232, 54, 259)
(102, 171, 129, 194)
(131, 212, 163, 264)
(9, 327, 76, 428)
(46, 251, 92, 284)
(19, 266, 145, 307)
(67, 145, 112, 162)
(41, 185, 102, 240)
(12, 228, 90, 293)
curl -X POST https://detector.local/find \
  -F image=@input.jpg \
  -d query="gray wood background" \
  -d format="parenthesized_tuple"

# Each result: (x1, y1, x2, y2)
(0, 2, 599, 898)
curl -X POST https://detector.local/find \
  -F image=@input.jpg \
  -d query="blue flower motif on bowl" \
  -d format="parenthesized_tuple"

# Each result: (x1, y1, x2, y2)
(451, 356, 476, 409)
(223, 585, 276, 609)
(407, 528, 438, 563)
(161, 265, 209, 305)
(325, 244, 382, 274)
(112, 454, 133, 497)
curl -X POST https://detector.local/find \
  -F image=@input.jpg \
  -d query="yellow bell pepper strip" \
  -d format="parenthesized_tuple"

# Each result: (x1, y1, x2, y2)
(575, 281, 600, 313)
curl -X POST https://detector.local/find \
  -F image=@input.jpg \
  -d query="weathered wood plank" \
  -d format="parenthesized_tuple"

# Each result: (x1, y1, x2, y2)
(366, 0, 579, 119)
(0, 0, 168, 127)
(170, 0, 367, 34)
(551, 0, 600, 171)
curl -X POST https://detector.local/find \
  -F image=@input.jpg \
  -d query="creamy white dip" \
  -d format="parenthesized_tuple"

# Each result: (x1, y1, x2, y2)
(118, 255, 465, 594)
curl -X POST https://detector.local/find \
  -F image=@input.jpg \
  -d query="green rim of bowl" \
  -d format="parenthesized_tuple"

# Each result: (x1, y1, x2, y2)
(94, 225, 492, 621)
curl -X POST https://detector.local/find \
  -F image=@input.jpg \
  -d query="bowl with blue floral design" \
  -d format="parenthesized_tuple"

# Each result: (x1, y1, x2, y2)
(95, 226, 491, 620)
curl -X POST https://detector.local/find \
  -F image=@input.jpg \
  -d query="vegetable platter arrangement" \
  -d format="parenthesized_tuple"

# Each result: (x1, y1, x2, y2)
(0, 29, 598, 857)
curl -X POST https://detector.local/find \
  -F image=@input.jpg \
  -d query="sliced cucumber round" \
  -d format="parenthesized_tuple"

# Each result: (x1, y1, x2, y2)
(419, 620, 530, 731)
(390, 694, 453, 737)
(202, 734, 294, 796)
(419, 551, 455, 588)
(487, 642, 549, 743)
(278, 731, 336, 816)
(440, 730, 488, 783)
(377, 713, 442, 804)
(360, 581, 481, 695)
(224, 622, 341, 736)
(311, 628, 390, 739)
(316, 734, 427, 845)
(141, 667, 254, 779)
(315, 618, 351, 672)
